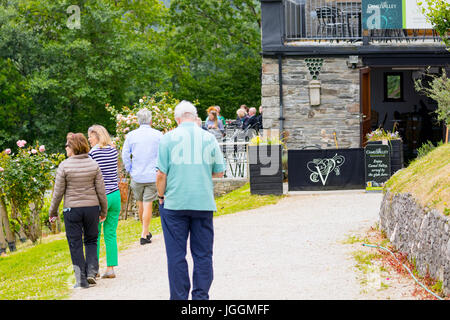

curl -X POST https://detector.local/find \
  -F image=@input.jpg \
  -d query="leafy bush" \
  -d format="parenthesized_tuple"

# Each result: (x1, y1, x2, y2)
(0, 142, 64, 243)
(418, 0, 450, 48)
(106, 92, 179, 152)
(414, 69, 450, 127)
(416, 140, 444, 159)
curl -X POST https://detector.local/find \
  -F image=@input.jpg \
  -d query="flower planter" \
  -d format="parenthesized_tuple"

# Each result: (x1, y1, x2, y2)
(248, 145, 283, 195)
(367, 140, 404, 175)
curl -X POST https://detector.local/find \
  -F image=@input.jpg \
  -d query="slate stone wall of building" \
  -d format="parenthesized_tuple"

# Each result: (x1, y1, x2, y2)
(380, 191, 450, 296)
(262, 57, 361, 150)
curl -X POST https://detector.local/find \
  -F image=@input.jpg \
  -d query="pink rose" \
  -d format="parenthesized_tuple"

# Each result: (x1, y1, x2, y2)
(39, 145, 45, 152)
(124, 127, 130, 133)
(31, 149, 37, 154)
(0, 167, 3, 172)
(4, 148, 11, 155)
(16, 140, 27, 148)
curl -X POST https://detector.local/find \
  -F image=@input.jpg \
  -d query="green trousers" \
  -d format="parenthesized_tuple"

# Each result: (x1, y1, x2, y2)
(97, 190, 121, 267)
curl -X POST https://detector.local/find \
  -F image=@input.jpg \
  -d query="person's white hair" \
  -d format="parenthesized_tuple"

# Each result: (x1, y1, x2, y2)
(136, 108, 152, 125)
(174, 100, 197, 119)
(236, 109, 246, 117)
(249, 107, 257, 116)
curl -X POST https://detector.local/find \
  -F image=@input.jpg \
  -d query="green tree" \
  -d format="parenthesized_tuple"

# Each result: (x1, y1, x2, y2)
(0, 58, 34, 148)
(0, 0, 264, 153)
(167, 0, 262, 119)
(415, 69, 450, 142)
(418, 0, 450, 48)
(0, 0, 170, 152)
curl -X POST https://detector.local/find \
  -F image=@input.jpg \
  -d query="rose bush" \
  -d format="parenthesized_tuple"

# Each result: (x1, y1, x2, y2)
(106, 92, 186, 217)
(0, 142, 64, 243)
(106, 92, 180, 152)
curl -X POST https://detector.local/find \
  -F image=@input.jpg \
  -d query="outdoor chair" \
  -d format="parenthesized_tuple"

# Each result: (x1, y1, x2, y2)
(315, 6, 345, 42)
(300, 145, 321, 150)
(224, 121, 241, 130)
(243, 122, 261, 142)
(208, 128, 224, 141)
(341, 9, 361, 39)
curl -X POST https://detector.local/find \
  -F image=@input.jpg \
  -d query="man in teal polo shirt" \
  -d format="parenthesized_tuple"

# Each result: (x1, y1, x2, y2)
(156, 100, 225, 300)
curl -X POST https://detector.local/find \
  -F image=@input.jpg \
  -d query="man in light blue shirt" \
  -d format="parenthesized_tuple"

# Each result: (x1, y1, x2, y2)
(122, 108, 162, 245)
(156, 100, 225, 300)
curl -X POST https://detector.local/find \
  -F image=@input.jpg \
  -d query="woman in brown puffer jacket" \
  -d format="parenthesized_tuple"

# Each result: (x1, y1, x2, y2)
(49, 132, 108, 289)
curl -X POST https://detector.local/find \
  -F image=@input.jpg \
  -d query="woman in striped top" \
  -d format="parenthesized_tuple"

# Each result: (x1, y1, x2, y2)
(88, 125, 121, 279)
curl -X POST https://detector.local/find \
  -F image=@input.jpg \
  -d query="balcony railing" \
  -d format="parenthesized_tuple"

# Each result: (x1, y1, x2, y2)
(283, 0, 441, 43)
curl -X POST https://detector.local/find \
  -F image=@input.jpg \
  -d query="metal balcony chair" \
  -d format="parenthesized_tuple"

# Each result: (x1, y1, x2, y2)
(315, 6, 345, 42)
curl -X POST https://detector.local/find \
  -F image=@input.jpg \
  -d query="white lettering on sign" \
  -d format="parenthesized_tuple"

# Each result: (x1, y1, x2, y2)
(307, 154, 345, 186)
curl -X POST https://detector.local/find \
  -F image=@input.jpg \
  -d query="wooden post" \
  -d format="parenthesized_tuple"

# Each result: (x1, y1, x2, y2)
(124, 187, 132, 220)
(446, 126, 448, 144)
(333, 131, 339, 149)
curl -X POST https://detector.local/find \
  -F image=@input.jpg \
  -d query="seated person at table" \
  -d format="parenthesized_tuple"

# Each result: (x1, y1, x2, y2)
(256, 106, 263, 129)
(196, 117, 207, 130)
(215, 106, 226, 127)
(235, 109, 248, 129)
(205, 110, 224, 131)
(242, 107, 259, 130)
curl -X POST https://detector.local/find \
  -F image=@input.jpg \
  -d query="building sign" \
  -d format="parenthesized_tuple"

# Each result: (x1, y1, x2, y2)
(363, 0, 403, 29)
(287, 149, 365, 191)
(364, 144, 391, 191)
(362, 0, 432, 29)
(306, 153, 345, 186)
(404, 0, 432, 29)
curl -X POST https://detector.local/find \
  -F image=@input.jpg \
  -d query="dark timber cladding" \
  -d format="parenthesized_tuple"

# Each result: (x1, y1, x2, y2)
(260, 0, 450, 154)
(260, 0, 450, 57)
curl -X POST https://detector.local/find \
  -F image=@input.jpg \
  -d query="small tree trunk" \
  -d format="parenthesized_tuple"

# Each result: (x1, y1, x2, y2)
(18, 226, 27, 242)
(25, 202, 41, 244)
(56, 215, 62, 233)
(0, 197, 15, 243)
(119, 178, 129, 220)
(0, 210, 7, 252)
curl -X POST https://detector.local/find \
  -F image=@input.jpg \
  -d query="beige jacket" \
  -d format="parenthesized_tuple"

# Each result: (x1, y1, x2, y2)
(49, 154, 108, 218)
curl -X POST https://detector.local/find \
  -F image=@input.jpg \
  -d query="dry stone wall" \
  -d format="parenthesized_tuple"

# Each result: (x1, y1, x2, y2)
(379, 191, 450, 296)
(213, 178, 248, 197)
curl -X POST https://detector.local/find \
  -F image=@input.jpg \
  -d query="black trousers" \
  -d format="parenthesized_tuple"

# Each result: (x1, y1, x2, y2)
(64, 206, 100, 282)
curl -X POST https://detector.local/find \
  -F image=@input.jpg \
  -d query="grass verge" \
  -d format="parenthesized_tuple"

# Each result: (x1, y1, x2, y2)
(0, 183, 284, 300)
(344, 226, 447, 300)
(385, 143, 449, 214)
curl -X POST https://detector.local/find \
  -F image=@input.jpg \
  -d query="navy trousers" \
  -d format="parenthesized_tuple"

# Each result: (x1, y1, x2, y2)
(159, 203, 214, 300)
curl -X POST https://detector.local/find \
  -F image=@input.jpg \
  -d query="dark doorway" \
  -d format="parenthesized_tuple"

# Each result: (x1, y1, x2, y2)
(367, 67, 445, 163)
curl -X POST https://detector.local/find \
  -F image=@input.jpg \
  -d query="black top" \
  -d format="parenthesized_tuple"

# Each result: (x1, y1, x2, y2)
(243, 115, 259, 130)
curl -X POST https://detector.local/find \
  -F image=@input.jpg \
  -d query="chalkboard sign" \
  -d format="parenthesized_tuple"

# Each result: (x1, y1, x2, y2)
(365, 144, 391, 191)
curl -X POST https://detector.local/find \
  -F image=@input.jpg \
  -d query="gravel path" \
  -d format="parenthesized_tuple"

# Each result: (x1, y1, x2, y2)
(69, 191, 417, 300)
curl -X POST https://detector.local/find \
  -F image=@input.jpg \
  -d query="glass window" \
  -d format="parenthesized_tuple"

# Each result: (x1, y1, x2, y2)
(384, 72, 403, 102)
